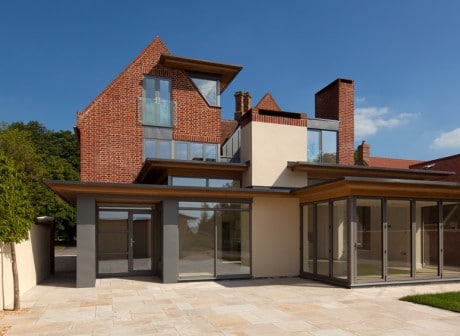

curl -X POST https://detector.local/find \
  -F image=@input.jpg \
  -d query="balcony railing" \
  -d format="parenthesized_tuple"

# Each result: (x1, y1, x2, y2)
(138, 97, 176, 127)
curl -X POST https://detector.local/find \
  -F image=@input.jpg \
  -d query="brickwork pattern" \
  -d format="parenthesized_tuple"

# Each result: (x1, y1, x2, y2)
(315, 79, 355, 165)
(77, 37, 222, 183)
(255, 92, 281, 111)
(241, 108, 307, 128)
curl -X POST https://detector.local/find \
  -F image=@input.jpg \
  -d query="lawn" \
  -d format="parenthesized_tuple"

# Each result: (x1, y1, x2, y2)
(401, 291, 460, 313)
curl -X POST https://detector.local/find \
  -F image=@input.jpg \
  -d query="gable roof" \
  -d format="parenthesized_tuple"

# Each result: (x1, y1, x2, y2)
(255, 92, 281, 111)
(77, 36, 170, 124)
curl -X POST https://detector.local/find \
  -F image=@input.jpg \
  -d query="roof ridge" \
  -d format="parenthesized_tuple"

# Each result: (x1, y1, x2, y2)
(255, 92, 281, 111)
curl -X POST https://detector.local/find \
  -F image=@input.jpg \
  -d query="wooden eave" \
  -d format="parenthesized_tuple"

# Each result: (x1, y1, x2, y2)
(135, 159, 249, 184)
(45, 180, 287, 206)
(287, 161, 453, 180)
(293, 177, 460, 203)
(159, 54, 242, 93)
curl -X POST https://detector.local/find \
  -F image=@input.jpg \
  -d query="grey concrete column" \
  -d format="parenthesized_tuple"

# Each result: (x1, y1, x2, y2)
(76, 196, 96, 288)
(162, 199, 178, 283)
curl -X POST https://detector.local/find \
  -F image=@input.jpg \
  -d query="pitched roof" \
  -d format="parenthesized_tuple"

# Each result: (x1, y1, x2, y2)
(367, 156, 422, 169)
(221, 119, 238, 144)
(255, 92, 281, 111)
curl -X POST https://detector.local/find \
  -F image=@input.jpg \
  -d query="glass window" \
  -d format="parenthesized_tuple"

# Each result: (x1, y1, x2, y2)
(142, 77, 172, 127)
(171, 177, 206, 187)
(158, 141, 171, 159)
(144, 139, 156, 158)
(332, 199, 347, 279)
(191, 76, 220, 106)
(322, 131, 337, 163)
(190, 143, 203, 160)
(387, 200, 411, 279)
(204, 144, 217, 162)
(415, 201, 439, 278)
(302, 204, 315, 273)
(175, 142, 188, 160)
(442, 202, 460, 277)
(208, 178, 240, 188)
(356, 198, 383, 282)
(307, 130, 321, 163)
(307, 129, 337, 163)
(316, 202, 330, 276)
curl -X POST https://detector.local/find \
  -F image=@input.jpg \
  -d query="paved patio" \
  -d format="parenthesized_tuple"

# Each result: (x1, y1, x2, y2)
(1, 274, 459, 335)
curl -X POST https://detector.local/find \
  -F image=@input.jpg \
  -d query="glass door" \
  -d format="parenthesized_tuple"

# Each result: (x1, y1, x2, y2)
(97, 207, 154, 275)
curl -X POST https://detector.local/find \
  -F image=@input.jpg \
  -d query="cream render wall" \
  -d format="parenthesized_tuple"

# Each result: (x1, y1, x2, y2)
(251, 197, 300, 278)
(0, 224, 50, 309)
(241, 122, 307, 188)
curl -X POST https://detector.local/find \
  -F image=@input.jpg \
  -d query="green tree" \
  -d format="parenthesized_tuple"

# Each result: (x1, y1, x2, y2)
(1, 122, 79, 243)
(0, 153, 34, 310)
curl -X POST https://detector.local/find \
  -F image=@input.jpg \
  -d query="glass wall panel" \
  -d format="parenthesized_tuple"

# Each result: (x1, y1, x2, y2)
(208, 178, 240, 188)
(332, 199, 347, 279)
(356, 199, 383, 281)
(302, 204, 315, 273)
(97, 211, 129, 274)
(322, 131, 337, 163)
(172, 177, 207, 187)
(387, 200, 411, 279)
(307, 129, 321, 163)
(216, 211, 250, 276)
(132, 213, 152, 271)
(316, 202, 330, 276)
(415, 201, 439, 278)
(204, 144, 217, 161)
(190, 143, 203, 160)
(158, 141, 171, 159)
(175, 142, 188, 160)
(178, 210, 215, 279)
(442, 202, 460, 277)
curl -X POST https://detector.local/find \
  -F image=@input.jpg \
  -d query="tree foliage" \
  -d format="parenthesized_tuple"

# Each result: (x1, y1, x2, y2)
(0, 121, 79, 243)
(0, 153, 33, 243)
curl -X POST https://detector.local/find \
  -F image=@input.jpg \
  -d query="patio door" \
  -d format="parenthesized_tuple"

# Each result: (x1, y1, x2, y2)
(97, 207, 153, 275)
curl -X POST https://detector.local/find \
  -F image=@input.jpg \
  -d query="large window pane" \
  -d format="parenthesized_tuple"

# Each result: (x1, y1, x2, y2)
(190, 143, 203, 160)
(208, 178, 240, 188)
(175, 142, 188, 160)
(442, 202, 460, 277)
(132, 213, 152, 271)
(415, 201, 439, 278)
(216, 210, 250, 276)
(144, 139, 156, 158)
(178, 210, 215, 279)
(387, 200, 411, 279)
(172, 177, 207, 187)
(307, 130, 321, 163)
(332, 200, 347, 279)
(204, 144, 217, 161)
(302, 204, 315, 273)
(322, 131, 337, 163)
(356, 199, 383, 282)
(191, 77, 219, 106)
(158, 141, 171, 159)
(316, 202, 330, 276)
(97, 211, 129, 274)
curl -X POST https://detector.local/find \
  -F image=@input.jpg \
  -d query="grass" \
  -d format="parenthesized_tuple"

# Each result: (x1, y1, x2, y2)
(401, 291, 460, 313)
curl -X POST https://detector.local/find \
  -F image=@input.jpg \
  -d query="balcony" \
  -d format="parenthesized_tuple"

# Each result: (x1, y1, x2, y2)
(138, 97, 176, 127)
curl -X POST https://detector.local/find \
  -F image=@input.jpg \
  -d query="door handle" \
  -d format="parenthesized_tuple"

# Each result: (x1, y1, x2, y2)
(130, 238, 136, 247)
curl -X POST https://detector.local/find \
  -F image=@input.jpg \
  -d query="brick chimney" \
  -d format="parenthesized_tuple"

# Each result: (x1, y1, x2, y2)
(315, 79, 354, 165)
(234, 91, 251, 121)
(357, 141, 370, 165)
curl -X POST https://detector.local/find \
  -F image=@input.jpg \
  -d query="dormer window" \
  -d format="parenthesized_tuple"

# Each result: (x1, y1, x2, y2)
(190, 75, 220, 107)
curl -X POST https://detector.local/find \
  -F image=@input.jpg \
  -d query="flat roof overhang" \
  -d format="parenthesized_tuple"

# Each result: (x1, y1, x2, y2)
(293, 176, 460, 203)
(287, 161, 454, 180)
(159, 54, 242, 93)
(45, 180, 289, 206)
(135, 159, 249, 184)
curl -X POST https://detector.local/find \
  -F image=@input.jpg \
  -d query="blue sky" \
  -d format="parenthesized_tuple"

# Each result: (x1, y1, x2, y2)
(1, 0, 459, 161)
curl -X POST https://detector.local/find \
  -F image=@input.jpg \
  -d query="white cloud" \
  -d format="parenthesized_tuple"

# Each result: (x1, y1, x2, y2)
(431, 128, 460, 149)
(355, 107, 418, 138)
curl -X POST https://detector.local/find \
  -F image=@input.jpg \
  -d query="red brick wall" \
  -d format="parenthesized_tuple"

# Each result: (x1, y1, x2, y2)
(240, 108, 307, 128)
(315, 79, 355, 165)
(410, 154, 460, 182)
(77, 37, 222, 183)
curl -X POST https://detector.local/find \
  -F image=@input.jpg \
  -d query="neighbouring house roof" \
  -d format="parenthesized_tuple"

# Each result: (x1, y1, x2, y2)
(221, 119, 238, 144)
(45, 180, 289, 206)
(410, 153, 460, 182)
(158, 54, 242, 93)
(255, 92, 282, 111)
(366, 156, 422, 169)
(134, 159, 249, 184)
(287, 161, 453, 180)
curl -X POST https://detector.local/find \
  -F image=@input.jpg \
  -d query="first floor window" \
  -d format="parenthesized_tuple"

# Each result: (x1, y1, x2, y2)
(307, 129, 337, 163)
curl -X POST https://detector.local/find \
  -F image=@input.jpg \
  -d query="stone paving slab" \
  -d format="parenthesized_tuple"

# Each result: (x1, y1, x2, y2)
(1, 275, 459, 335)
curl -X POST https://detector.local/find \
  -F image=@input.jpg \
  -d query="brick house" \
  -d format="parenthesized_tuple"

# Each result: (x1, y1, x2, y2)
(48, 37, 460, 288)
